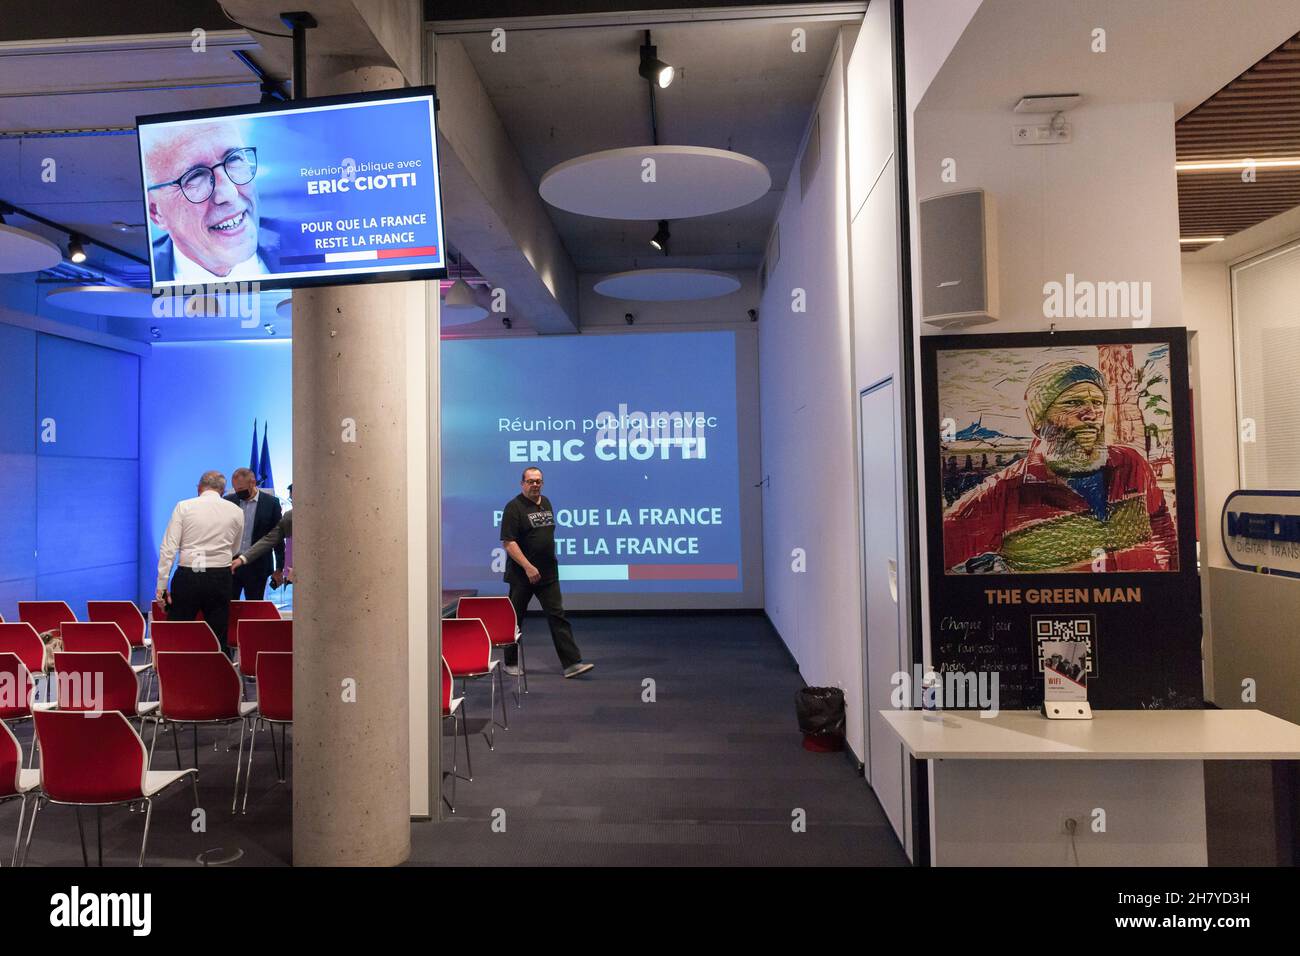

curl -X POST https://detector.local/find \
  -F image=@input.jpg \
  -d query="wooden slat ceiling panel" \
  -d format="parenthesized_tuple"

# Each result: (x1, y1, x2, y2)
(1177, 32, 1300, 246)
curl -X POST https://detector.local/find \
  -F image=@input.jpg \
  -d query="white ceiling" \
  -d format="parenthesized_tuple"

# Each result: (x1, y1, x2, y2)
(0, 30, 272, 290)
(447, 13, 849, 274)
(921, 0, 1300, 117)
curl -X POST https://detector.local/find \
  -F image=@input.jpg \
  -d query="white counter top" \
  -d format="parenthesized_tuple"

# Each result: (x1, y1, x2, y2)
(879, 708, 1300, 760)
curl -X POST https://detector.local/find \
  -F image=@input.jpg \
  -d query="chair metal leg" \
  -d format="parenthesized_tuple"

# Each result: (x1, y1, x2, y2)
(148, 718, 160, 769)
(11, 795, 26, 867)
(242, 718, 256, 814)
(76, 807, 88, 867)
(190, 770, 200, 810)
(461, 705, 472, 782)
(487, 673, 496, 751)
(449, 714, 458, 813)
(193, 724, 199, 769)
(497, 665, 509, 731)
(20, 797, 41, 867)
(269, 723, 282, 785)
(520, 642, 528, 698)
(137, 798, 153, 867)
(231, 720, 246, 814)
(171, 719, 182, 770)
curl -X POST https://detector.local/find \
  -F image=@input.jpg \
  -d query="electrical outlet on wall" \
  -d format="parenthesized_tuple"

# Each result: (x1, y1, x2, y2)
(1013, 123, 1072, 145)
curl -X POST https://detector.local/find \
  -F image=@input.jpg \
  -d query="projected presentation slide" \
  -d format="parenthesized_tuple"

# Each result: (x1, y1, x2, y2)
(442, 332, 743, 594)
(137, 88, 445, 290)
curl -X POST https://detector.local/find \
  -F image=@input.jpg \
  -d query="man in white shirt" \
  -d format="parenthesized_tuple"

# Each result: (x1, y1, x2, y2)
(157, 470, 245, 656)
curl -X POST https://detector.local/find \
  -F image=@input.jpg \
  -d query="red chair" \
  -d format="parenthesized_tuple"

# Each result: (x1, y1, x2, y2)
(17, 601, 76, 638)
(150, 621, 221, 654)
(0, 623, 52, 707)
(228, 601, 281, 655)
(86, 601, 148, 665)
(458, 596, 526, 704)
(23, 710, 198, 867)
(52, 652, 158, 732)
(0, 624, 45, 677)
(237, 620, 292, 683)
(0, 653, 36, 767)
(243, 651, 292, 813)
(0, 720, 39, 866)
(153, 651, 257, 813)
(440, 658, 470, 814)
(443, 618, 507, 750)
(143, 622, 219, 704)
(59, 623, 150, 682)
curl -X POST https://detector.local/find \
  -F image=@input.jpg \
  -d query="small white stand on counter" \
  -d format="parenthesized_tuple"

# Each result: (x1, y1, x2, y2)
(880, 709, 1300, 866)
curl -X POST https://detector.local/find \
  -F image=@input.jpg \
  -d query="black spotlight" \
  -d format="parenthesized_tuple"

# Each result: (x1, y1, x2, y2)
(68, 235, 87, 264)
(624, 313, 635, 325)
(502, 317, 512, 329)
(650, 220, 671, 254)
(748, 309, 758, 322)
(638, 36, 674, 89)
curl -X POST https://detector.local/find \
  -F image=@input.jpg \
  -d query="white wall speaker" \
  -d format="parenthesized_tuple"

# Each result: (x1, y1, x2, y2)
(919, 188, 999, 328)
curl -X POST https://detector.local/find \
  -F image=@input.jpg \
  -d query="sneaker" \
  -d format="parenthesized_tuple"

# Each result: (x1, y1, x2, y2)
(563, 662, 595, 679)
(503, 663, 523, 677)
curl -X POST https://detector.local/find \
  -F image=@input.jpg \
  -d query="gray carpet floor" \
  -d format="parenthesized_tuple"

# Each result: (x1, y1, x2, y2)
(410, 612, 910, 866)
(3, 613, 909, 867)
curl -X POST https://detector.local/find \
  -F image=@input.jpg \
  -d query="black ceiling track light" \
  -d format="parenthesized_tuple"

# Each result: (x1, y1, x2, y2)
(650, 219, 671, 254)
(638, 32, 674, 89)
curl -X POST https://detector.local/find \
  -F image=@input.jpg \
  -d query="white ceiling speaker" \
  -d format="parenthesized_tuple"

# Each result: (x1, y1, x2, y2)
(0, 223, 63, 273)
(539, 146, 771, 220)
(593, 268, 741, 301)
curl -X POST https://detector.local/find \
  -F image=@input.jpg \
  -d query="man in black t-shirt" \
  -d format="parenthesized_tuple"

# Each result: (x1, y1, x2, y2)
(499, 466, 593, 678)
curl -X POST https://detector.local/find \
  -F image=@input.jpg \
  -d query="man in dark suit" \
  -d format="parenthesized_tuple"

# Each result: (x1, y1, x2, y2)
(225, 467, 284, 600)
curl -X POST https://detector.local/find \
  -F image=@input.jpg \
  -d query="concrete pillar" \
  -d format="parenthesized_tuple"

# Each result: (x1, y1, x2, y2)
(292, 56, 419, 867)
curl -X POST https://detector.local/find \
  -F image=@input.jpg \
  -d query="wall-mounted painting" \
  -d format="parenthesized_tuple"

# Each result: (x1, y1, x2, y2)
(935, 340, 1178, 574)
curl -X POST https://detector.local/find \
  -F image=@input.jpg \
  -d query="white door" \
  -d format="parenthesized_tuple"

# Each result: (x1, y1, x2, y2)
(860, 379, 908, 847)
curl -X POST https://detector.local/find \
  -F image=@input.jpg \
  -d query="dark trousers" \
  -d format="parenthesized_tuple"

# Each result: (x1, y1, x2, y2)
(504, 578, 582, 670)
(171, 566, 234, 654)
(231, 563, 269, 601)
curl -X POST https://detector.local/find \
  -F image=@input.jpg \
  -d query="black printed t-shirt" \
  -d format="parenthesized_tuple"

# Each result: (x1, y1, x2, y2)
(500, 493, 558, 586)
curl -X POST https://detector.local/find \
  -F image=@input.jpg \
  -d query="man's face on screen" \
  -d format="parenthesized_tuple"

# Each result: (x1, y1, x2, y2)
(521, 470, 543, 501)
(146, 123, 259, 277)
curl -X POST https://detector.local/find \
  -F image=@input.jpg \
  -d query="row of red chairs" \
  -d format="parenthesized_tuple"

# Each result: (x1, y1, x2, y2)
(0, 649, 291, 866)
(439, 597, 526, 814)
(2, 598, 283, 653)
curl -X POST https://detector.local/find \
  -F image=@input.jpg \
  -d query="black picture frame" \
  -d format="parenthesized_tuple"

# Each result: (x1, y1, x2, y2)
(136, 84, 448, 293)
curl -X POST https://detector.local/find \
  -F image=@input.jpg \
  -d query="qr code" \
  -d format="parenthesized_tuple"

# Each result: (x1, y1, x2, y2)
(1032, 615, 1097, 675)
(1035, 618, 1091, 640)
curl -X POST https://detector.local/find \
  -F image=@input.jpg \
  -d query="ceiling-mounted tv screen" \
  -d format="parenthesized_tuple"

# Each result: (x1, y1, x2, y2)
(137, 86, 446, 292)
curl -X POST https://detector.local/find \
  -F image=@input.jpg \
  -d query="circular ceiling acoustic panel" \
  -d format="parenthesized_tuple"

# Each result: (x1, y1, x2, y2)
(0, 224, 63, 273)
(539, 146, 771, 220)
(593, 268, 741, 302)
(45, 285, 157, 317)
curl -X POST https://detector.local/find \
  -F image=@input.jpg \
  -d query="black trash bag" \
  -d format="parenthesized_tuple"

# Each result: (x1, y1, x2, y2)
(795, 686, 845, 737)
